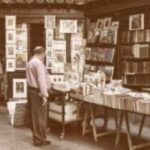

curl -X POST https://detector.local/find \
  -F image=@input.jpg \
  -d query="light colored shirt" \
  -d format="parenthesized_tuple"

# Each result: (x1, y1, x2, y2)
(26, 57, 51, 98)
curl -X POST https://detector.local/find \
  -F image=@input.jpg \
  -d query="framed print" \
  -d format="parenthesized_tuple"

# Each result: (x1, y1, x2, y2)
(85, 48, 91, 60)
(6, 30, 16, 44)
(96, 18, 104, 30)
(53, 50, 66, 63)
(60, 20, 77, 33)
(13, 79, 27, 98)
(54, 19, 65, 40)
(129, 14, 144, 30)
(5, 16, 16, 29)
(16, 53, 27, 70)
(103, 17, 112, 29)
(46, 58, 54, 69)
(6, 59, 15, 72)
(6, 44, 16, 58)
(71, 38, 82, 51)
(46, 49, 53, 58)
(46, 29, 54, 39)
(46, 40, 53, 48)
(53, 40, 66, 50)
(51, 62, 64, 73)
(44, 15, 56, 29)
(49, 74, 64, 84)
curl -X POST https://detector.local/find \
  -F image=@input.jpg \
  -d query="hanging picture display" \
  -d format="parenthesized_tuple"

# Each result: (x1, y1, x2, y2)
(44, 15, 56, 29)
(6, 59, 15, 72)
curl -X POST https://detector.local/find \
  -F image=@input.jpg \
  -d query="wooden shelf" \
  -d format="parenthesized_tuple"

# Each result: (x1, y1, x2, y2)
(87, 42, 116, 47)
(121, 42, 150, 45)
(86, 59, 113, 65)
(121, 57, 150, 61)
(123, 84, 150, 88)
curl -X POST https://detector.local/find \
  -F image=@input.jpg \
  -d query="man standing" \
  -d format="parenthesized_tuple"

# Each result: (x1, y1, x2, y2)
(26, 46, 51, 146)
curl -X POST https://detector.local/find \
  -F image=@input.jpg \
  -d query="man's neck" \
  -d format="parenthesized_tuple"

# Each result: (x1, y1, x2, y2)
(33, 55, 44, 62)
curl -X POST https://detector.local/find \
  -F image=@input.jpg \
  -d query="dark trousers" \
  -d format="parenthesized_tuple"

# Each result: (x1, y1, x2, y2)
(28, 88, 48, 144)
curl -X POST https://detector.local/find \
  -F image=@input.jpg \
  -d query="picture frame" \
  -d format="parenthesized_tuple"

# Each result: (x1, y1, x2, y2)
(103, 17, 112, 29)
(46, 28, 54, 39)
(71, 38, 82, 51)
(44, 15, 56, 29)
(6, 44, 16, 58)
(13, 79, 27, 98)
(53, 50, 66, 63)
(96, 18, 104, 30)
(5, 16, 16, 29)
(49, 74, 64, 85)
(16, 53, 27, 70)
(6, 59, 15, 72)
(46, 40, 53, 48)
(46, 58, 54, 69)
(53, 40, 66, 50)
(6, 30, 16, 44)
(51, 62, 64, 73)
(85, 48, 91, 60)
(46, 49, 53, 58)
(129, 14, 144, 30)
(60, 19, 77, 33)
(111, 21, 119, 29)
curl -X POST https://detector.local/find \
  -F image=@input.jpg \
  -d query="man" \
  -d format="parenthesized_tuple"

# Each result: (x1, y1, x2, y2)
(26, 46, 51, 146)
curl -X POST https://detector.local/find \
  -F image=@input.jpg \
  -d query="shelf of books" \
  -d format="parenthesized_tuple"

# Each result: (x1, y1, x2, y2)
(85, 16, 119, 82)
(121, 13, 150, 88)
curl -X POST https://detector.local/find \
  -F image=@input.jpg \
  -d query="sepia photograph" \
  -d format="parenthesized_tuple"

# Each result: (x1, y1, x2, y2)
(1, 1, 150, 150)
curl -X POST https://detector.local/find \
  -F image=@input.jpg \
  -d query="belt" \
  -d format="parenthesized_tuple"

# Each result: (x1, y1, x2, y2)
(28, 86, 40, 91)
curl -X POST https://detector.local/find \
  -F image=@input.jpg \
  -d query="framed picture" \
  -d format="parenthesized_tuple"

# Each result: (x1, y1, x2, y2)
(13, 79, 27, 98)
(46, 40, 53, 48)
(51, 62, 64, 73)
(71, 38, 82, 51)
(129, 14, 144, 30)
(53, 50, 66, 63)
(5, 16, 16, 29)
(46, 49, 53, 58)
(6, 30, 16, 44)
(16, 53, 27, 70)
(53, 40, 66, 50)
(85, 48, 91, 60)
(44, 15, 56, 29)
(49, 74, 64, 84)
(96, 18, 104, 30)
(46, 58, 54, 69)
(60, 20, 77, 33)
(6, 59, 15, 72)
(46, 29, 54, 39)
(6, 44, 16, 58)
(103, 17, 112, 29)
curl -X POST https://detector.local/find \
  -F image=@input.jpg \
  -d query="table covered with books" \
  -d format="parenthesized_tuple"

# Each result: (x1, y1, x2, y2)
(70, 80, 150, 150)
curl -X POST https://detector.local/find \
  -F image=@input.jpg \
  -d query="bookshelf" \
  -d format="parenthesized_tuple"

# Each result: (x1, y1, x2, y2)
(85, 17, 119, 82)
(120, 13, 150, 88)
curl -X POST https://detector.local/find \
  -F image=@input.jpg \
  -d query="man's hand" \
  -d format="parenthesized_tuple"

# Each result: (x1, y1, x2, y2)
(42, 97, 47, 106)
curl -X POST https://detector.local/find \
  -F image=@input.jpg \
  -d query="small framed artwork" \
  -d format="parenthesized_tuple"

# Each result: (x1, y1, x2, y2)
(46, 40, 53, 48)
(46, 49, 53, 58)
(16, 53, 27, 70)
(6, 44, 16, 58)
(60, 19, 77, 33)
(46, 29, 54, 39)
(44, 15, 56, 29)
(13, 79, 27, 98)
(49, 74, 64, 84)
(53, 50, 66, 63)
(129, 14, 144, 30)
(5, 16, 16, 29)
(46, 58, 54, 69)
(103, 17, 112, 29)
(71, 38, 82, 51)
(6, 30, 16, 44)
(6, 59, 15, 72)
(96, 18, 104, 30)
(85, 48, 91, 60)
(53, 40, 66, 50)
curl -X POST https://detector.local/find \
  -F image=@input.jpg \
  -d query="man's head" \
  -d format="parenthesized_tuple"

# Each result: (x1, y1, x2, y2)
(33, 46, 46, 60)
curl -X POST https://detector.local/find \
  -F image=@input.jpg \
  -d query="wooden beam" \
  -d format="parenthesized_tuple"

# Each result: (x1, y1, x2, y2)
(86, 0, 150, 15)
